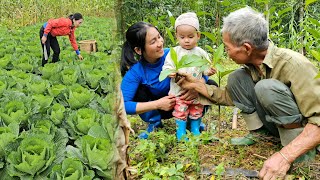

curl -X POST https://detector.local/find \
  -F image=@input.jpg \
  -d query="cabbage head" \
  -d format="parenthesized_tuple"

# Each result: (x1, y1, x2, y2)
(67, 108, 100, 137)
(13, 55, 33, 72)
(84, 69, 105, 89)
(48, 84, 66, 97)
(62, 68, 78, 85)
(66, 126, 119, 179)
(7, 134, 55, 178)
(50, 103, 66, 125)
(0, 100, 29, 125)
(32, 120, 55, 135)
(0, 123, 19, 167)
(79, 60, 94, 74)
(81, 135, 116, 178)
(50, 158, 94, 180)
(41, 63, 62, 79)
(8, 70, 32, 90)
(32, 94, 54, 113)
(27, 79, 49, 94)
(66, 84, 95, 109)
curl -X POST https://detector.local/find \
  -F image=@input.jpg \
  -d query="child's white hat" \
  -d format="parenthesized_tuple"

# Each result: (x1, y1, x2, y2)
(175, 12, 199, 31)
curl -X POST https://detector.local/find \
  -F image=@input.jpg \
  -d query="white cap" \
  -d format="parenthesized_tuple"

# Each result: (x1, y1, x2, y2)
(175, 12, 199, 31)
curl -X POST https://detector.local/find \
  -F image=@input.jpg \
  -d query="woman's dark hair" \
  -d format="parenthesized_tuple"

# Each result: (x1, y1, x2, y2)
(120, 22, 156, 76)
(69, 13, 83, 21)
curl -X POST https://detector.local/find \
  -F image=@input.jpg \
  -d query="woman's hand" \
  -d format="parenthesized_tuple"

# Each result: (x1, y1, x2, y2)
(78, 54, 83, 60)
(41, 36, 47, 44)
(156, 95, 176, 111)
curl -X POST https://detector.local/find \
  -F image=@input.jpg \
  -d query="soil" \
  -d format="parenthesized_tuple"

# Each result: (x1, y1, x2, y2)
(128, 105, 320, 179)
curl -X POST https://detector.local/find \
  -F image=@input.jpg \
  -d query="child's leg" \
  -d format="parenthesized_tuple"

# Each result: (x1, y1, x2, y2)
(189, 104, 204, 136)
(173, 98, 189, 141)
(189, 103, 204, 119)
(172, 98, 189, 120)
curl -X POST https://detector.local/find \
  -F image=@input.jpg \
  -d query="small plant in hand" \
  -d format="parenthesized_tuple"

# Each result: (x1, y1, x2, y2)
(159, 47, 209, 82)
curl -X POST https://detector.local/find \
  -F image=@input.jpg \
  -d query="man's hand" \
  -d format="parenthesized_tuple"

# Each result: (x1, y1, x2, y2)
(176, 72, 198, 90)
(156, 95, 176, 111)
(41, 36, 47, 44)
(78, 54, 83, 60)
(179, 89, 198, 101)
(176, 72, 214, 101)
(259, 152, 291, 180)
(176, 72, 203, 101)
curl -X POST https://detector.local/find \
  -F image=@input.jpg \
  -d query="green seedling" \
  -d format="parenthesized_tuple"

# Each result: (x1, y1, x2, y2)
(159, 47, 209, 82)
(202, 39, 235, 84)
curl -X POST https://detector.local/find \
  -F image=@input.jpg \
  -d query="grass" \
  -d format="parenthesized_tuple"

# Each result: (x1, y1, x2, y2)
(127, 100, 320, 179)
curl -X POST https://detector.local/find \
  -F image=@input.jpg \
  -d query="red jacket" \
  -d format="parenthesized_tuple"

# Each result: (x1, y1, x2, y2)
(44, 18, 79, 51)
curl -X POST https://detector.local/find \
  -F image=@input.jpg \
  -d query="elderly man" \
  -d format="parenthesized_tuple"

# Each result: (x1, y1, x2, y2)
(177, 6, 320, 179)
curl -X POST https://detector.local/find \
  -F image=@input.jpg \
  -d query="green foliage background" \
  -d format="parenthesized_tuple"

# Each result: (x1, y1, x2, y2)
(117, 0, 320, 60)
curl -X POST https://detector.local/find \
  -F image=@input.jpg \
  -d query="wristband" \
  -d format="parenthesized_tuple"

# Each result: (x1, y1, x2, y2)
(279, 151, 289, 163)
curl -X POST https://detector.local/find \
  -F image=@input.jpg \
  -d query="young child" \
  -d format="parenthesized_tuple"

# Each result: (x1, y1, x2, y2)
(162, 12, 215, 141)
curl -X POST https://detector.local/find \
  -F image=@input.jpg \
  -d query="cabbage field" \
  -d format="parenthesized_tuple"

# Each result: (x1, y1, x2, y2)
(0, 17, 129, 179)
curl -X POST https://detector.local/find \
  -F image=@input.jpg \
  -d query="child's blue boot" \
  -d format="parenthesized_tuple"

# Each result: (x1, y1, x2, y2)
(176, 119, 187, 141)
(190, 118, 201, 136)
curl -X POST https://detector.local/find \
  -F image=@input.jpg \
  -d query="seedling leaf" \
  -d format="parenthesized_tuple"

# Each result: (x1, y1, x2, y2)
(159, 69, 176, 82)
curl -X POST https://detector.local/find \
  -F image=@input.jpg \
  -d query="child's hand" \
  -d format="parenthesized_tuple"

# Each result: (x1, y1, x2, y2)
(204, 67, 217, 76)
(168, 72, 176, 78)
